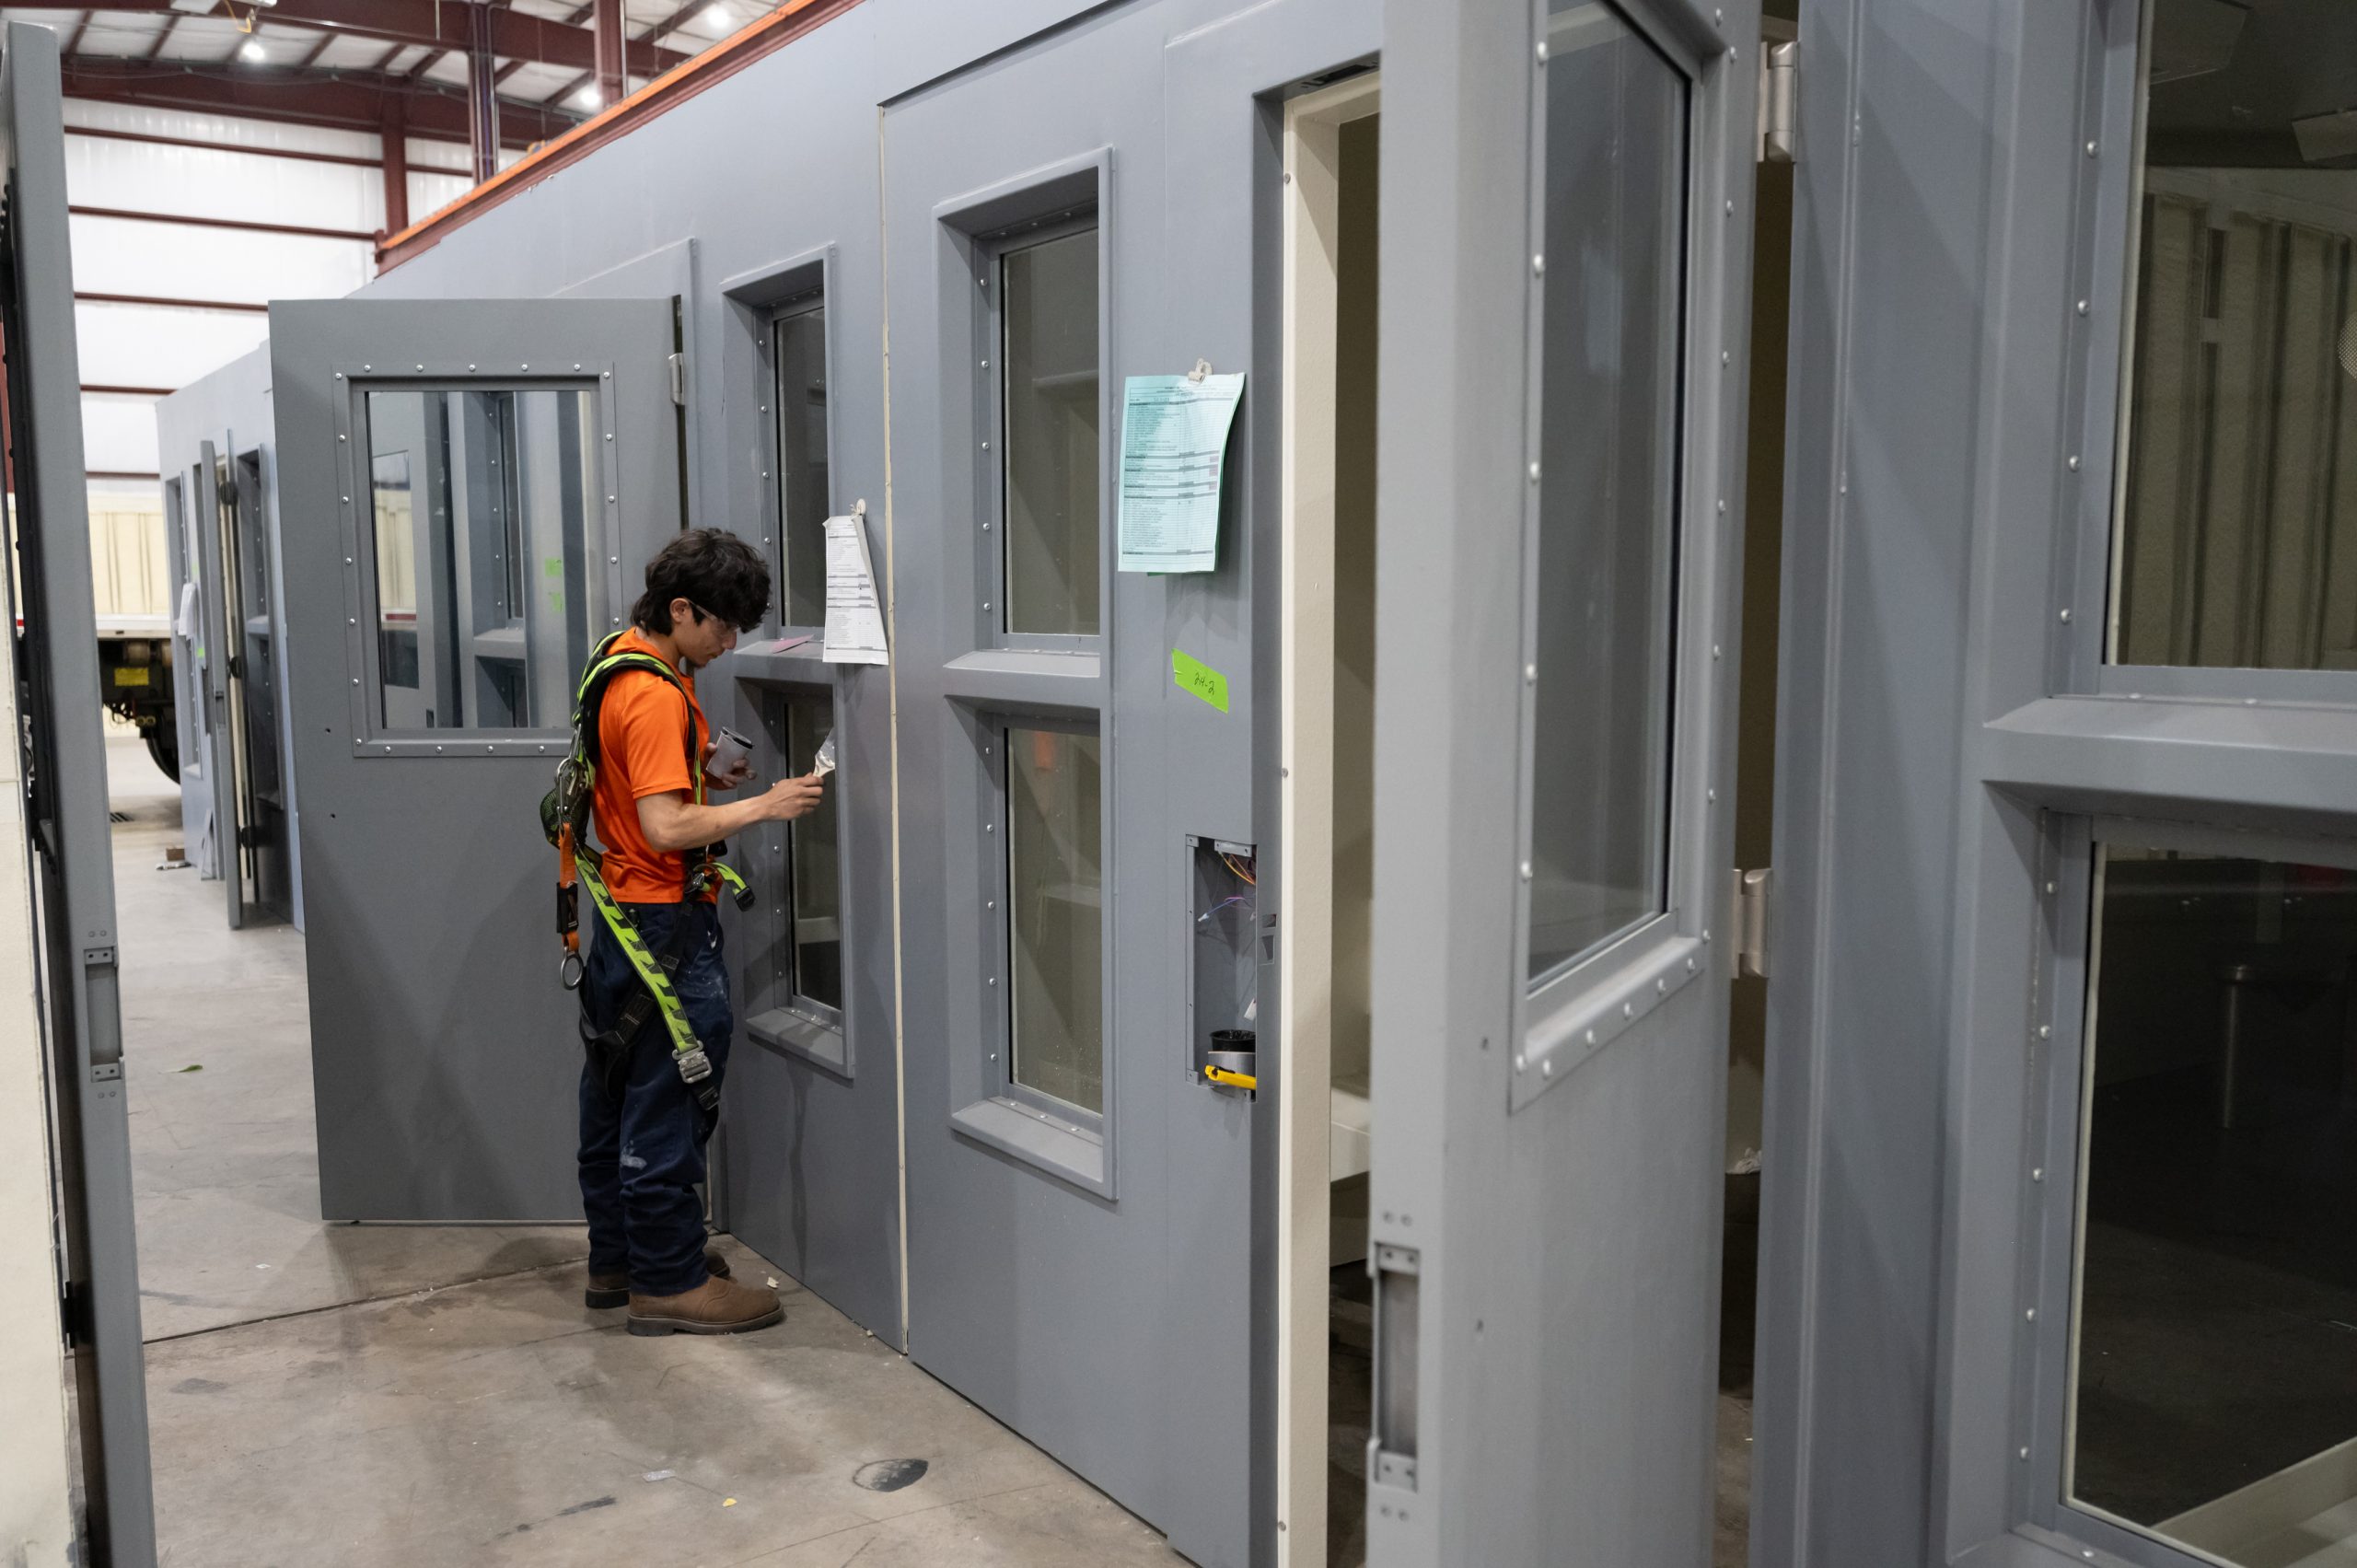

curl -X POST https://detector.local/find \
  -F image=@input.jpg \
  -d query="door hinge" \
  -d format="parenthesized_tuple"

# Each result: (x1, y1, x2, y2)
(667, 351, 687, 406)
(1759, 39, 1798, 164)
(1734, 866, 1771, 980)
(60, 1279, 90, 1350)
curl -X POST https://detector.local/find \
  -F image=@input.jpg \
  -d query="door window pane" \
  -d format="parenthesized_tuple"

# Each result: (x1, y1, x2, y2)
(784, 691, 841, 1013)
(773, 303, 830, 629)
(2108, 0, 2357, 669)
(2070, 843, 2357, 1564)
(1526, 3, 1687, 981)
(363, 386, 599, 732)
(1001, 227, 1101, 637)
(1005, 726, 1103, 1113)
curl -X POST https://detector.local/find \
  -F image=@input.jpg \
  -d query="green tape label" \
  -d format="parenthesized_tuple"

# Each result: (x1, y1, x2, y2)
(1171, 648, 1228, 713)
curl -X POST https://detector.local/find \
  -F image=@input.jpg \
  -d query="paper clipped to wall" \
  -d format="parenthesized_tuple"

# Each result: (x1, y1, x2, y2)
(822, 509, 888, 665)
(1117, 367, 1246, 575)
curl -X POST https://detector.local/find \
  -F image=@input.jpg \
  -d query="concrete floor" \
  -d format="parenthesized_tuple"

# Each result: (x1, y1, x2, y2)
(111, 734, 1760, 1565)
(109, 737, 1182, 1567)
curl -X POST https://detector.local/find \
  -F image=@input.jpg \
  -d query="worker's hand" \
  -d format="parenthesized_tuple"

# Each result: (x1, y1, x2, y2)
(761, 772, 825, 822)
(702, 738, 754, 790)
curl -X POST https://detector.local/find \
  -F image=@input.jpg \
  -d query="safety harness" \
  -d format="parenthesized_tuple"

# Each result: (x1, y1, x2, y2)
(542, 630, 751, 1111)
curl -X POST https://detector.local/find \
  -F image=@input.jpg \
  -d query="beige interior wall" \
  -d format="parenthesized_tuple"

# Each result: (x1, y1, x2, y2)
(0, 558, 76, 1565)
(1330, 114, 1380, 1097)
(87, 489, 168, 626)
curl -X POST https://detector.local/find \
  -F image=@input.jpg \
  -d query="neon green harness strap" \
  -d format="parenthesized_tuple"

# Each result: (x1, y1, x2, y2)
(561, 631, 749, 1083)
(576, 854, 747, 1058)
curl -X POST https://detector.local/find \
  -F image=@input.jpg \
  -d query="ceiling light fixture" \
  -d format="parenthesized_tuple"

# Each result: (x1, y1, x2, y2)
(575, 86, 603, 109)
(238, 38, 267, 62)
(702, 3, 734, 29)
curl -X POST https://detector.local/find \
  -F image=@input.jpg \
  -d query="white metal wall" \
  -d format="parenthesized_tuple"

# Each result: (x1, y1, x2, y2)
(61, 97, 500, 483)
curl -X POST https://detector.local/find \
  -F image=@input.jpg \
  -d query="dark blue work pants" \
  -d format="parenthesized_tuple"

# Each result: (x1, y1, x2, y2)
(577, 898, 730, 1297)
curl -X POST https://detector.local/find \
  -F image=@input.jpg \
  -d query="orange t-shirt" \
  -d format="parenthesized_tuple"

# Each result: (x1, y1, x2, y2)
(591, 629, 714, 904)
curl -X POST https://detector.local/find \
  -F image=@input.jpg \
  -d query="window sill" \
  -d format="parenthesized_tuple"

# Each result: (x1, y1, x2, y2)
(950, 1095, 1110, 1198)
(746, 1005, 850, 1077)
(730, 639, 830, 688)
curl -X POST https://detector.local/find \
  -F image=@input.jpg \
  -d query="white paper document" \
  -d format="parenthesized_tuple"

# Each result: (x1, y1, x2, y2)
(1116, 371, 1246, 575)
(822, 512, 888, 665)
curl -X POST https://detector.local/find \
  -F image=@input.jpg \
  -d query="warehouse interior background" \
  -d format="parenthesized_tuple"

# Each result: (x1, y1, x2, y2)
(9, 1, 2357, 1567)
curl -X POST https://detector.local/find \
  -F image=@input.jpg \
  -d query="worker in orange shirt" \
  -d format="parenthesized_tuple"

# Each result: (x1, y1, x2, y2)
(574, 529, 822, 1335)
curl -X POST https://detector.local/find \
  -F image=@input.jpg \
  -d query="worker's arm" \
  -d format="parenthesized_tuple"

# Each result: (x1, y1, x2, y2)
(636, 773, 825, 853)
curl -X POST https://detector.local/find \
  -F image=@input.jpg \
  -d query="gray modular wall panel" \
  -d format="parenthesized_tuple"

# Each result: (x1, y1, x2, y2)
(1755, 0, 1982, 1557)
(884, 9, 1228, 1561)
(155, 346, 306, 931)
(355, 11, 903, 1336)
(1754, 1, 2178, 1565)
(881, 15, 1374, 1568)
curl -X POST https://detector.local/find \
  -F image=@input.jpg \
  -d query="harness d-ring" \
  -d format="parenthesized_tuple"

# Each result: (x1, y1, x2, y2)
(559, 949, 586, 991)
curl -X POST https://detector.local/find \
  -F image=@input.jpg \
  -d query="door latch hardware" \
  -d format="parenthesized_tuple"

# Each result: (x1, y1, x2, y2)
(1734, 867, 1771, 979)
(667, 351, 687, 406)
(1368, 1242, 1422, 1493)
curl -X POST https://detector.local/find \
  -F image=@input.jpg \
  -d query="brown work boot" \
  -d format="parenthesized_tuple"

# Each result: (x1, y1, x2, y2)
(585, 1249, 732, 1310)
(625, 1274, 784, 1337)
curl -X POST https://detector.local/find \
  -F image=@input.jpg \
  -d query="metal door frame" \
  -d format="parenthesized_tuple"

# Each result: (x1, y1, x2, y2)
(0, 20, 156, 1561)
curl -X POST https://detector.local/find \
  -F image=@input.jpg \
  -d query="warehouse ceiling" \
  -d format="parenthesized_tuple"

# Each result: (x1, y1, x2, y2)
(1, 1, 762, 147)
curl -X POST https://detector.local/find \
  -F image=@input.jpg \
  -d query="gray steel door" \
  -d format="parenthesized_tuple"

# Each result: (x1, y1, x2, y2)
(268, 297, 681, 1221)
(1367, 0, 1759, 1563)
(0, 20, 157, 1561)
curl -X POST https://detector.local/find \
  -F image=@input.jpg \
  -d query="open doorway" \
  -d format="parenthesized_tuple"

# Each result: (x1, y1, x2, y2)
(1277, 66, 1379, 1568)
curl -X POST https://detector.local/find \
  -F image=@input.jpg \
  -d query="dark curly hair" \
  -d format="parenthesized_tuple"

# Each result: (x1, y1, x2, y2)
(632, 528, 771, 633)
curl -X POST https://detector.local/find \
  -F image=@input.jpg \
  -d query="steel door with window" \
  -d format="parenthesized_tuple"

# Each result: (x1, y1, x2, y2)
(0, 19, 157, 1559)
(1367, 0, 1759, 1562)
(269, 297, 681, 1221)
